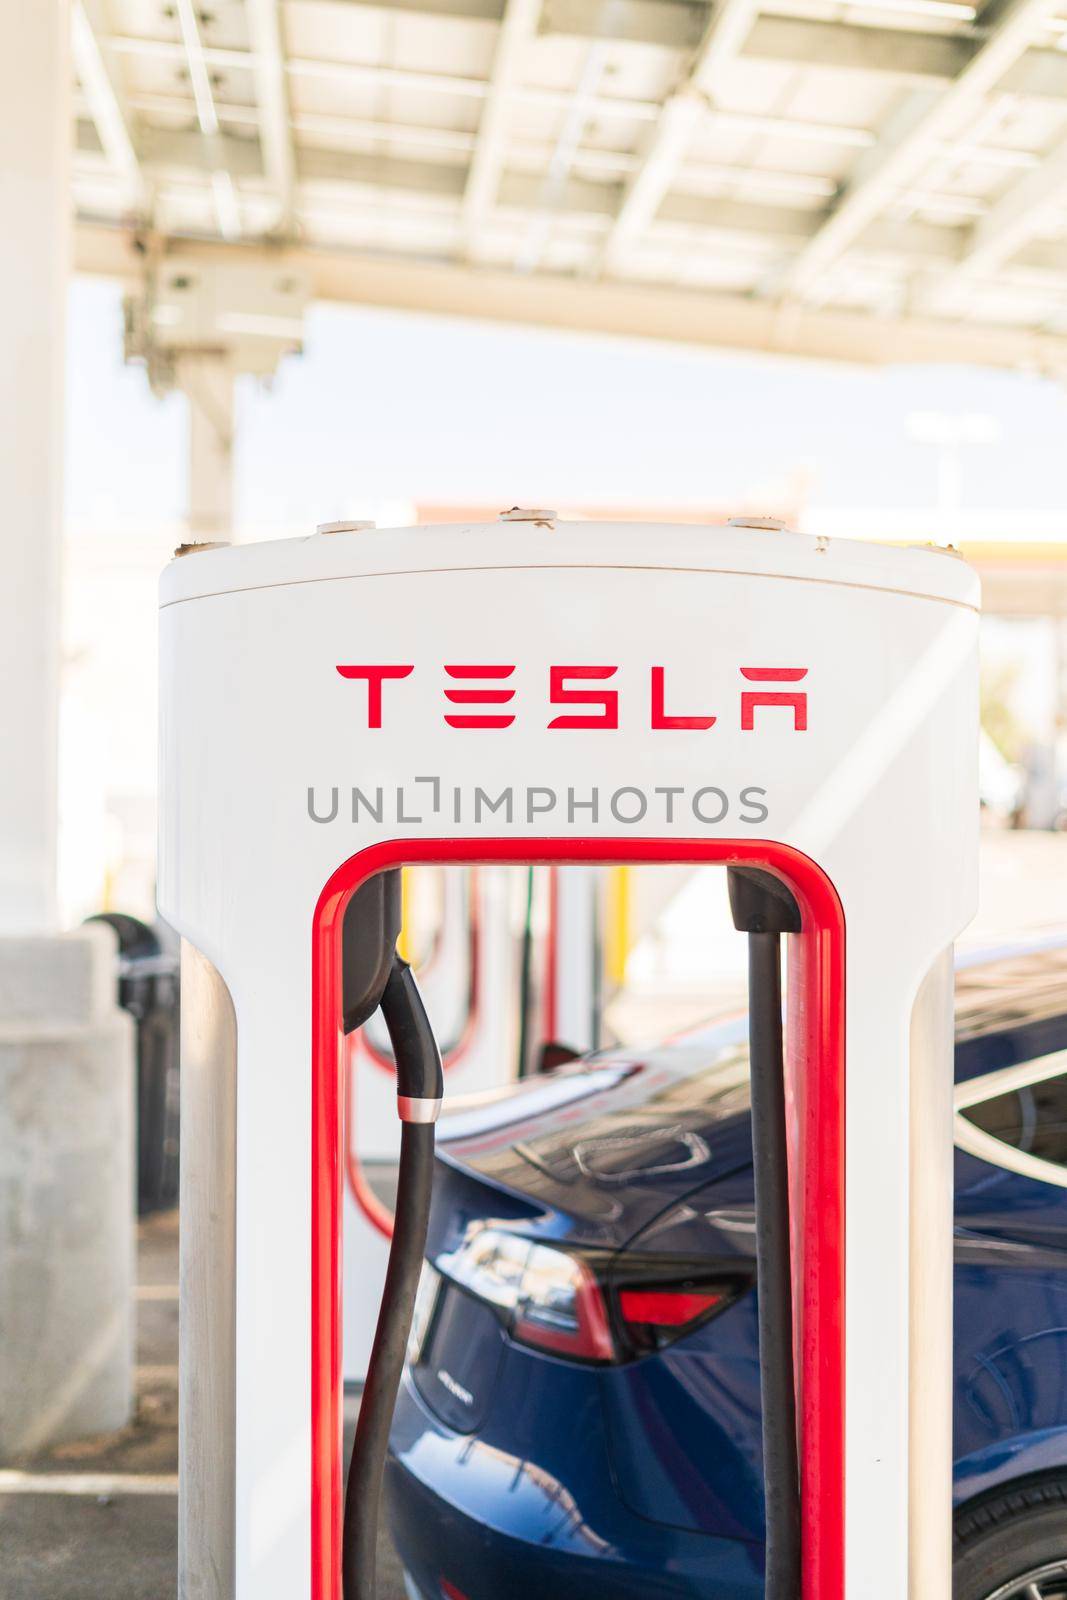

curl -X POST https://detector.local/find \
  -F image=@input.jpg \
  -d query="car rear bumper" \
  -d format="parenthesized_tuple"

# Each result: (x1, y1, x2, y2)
(385, 1372, 763, 1600)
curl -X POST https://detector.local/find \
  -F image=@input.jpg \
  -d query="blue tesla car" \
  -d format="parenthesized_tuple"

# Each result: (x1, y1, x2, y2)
(386, 939, 1067, 1600)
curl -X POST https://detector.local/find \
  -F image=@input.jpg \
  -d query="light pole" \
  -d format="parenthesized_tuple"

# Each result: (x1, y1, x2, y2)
(906, 408, 1001, 543)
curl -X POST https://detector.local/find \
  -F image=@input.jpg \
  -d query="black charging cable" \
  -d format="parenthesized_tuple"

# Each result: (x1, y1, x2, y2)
(342, 957, 443, 1600)
(338, 871, 444, 1600)
(728, 868, 802, 1600)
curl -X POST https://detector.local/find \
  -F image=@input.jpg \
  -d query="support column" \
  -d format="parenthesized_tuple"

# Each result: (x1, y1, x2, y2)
(182, 353, 236, 542)
(0, 0, 135, 1458)
(0, 926, 134, 1456)
(0, 0, 69, 933)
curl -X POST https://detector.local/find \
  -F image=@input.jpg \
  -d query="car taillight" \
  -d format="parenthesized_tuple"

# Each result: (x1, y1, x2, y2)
(614, 1259, 747, 1354)
(512, 1245, 615, 1362)
(437, 1227, 616, 1363)
(437, 1226, 747, 1365)
(618, 1288, 723, 1326)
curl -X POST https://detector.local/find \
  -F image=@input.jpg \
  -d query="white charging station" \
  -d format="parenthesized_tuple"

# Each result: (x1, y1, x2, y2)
(158, 516, 978, 1600)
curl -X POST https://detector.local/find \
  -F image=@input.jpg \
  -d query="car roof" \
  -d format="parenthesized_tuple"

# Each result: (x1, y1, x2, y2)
(665, 933, 1067, 1074)
(438, 935, 1067, 1204)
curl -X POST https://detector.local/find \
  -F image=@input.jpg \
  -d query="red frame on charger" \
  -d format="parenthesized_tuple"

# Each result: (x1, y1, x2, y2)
(311, 837, 845, 1600)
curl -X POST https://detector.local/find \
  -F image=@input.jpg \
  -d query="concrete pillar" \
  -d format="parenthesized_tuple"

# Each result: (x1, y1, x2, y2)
(0, 925, 134, 1457)
(0, 1, 136, 1459)
(0, 0, 70, 933)
(181, 353, 236, 541)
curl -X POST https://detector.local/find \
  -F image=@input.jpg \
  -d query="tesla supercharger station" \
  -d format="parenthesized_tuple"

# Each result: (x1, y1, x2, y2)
(344, 865, 517, 1380)
(158, 517, 978, 1600)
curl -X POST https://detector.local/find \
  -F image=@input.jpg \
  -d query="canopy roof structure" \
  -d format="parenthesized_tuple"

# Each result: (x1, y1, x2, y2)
(71, 0, 1067, 365)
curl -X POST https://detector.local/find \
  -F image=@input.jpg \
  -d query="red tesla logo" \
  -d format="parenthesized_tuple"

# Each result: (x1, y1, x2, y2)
(444, 664, 516, 729)
(335, 664, 808, 731)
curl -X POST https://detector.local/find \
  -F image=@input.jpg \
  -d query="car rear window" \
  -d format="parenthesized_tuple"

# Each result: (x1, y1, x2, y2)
(964, 1070, 1067, 1167)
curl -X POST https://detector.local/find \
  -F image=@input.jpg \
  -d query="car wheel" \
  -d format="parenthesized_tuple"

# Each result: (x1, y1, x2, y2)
(955, 1475, 1067, 1599)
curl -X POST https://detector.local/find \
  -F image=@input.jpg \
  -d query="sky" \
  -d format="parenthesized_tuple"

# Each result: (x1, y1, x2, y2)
(66, 275, 1067, 533)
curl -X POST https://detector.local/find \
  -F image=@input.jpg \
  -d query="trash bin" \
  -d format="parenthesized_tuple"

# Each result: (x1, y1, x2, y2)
(86, 912, 181, 1215)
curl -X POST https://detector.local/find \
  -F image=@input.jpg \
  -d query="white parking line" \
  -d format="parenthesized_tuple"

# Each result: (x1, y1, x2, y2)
(0, 1471, 178, 1496)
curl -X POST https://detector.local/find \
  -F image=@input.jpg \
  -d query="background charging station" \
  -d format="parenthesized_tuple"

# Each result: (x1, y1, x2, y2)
(158, 518, 979, 1600)
(342, 857, 602, 1382)
(342, 864, 519, 1379)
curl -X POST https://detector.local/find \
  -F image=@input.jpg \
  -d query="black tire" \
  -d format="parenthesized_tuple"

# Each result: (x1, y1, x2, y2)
(954, 1473, 1067, 1599)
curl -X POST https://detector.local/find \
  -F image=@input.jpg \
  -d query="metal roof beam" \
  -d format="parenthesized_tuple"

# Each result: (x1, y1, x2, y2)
(76, 122, 989, 268)
(103, 25, 1067, 106)
(244, 0, 297, 236)
(73, 222, 1067, 371)
(598, 0, 760, 274)
(275, 0, 1067, 98)
(462, 0, 542, 254)
(112, 83, 883, 158)
(173, 0, 243, 238)
(275, 0, 993, 75)
(106, 33, 665, 123)
(933, 127, 1067, 292)
(71, 0, 145, 214)
(779, 0, 1065, 300)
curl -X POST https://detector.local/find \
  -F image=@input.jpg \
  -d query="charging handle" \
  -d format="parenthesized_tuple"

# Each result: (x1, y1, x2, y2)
(342, 871, 443, 1123)
(342, 870, 403, 1034)
(728, 866, 801, 935)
